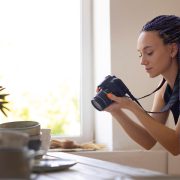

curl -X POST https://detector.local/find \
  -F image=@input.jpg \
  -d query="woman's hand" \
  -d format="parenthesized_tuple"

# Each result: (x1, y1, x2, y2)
(104, 93, 134, 112)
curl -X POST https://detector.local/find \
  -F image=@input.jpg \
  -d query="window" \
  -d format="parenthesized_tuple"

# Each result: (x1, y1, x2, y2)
(0, 0, 93, 142)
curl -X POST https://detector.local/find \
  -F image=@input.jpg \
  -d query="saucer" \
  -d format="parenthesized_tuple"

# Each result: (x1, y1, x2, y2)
(33, 158, 77, 173)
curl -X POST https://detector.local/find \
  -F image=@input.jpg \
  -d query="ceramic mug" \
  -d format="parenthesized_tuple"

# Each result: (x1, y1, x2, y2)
(0, 148, 34, 179)
(0, 121, 42, 151)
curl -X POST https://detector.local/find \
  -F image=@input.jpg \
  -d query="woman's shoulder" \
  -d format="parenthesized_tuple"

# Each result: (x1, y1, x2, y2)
(154, 80, 168, 100)
(152, 80, 168, 111)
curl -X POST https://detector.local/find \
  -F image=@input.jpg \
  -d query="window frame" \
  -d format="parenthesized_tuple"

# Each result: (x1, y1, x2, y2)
(79, 0, 94, 143)
(53, 0, 94, 143)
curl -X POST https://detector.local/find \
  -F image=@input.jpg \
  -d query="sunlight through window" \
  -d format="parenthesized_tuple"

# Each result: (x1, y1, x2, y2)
(0, 0, 80, 136)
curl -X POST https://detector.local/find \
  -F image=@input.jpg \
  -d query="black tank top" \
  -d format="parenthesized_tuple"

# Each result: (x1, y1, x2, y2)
(164, 84, 179, 125)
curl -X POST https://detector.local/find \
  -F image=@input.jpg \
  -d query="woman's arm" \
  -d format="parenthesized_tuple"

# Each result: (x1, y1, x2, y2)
(107, 91, 179, 155)
(110, 109, 157, 149)
(176, 120, 180, 152)
(105, 94, 160, 149)
(106, 80, 180, 155)
(131, 103, 180, 155)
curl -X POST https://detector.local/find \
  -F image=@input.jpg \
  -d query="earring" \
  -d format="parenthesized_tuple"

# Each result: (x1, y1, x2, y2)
(171, 55, 175, 60)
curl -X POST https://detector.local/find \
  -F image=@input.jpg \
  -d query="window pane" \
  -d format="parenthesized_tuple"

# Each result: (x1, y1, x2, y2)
(0, 0, 80, 136)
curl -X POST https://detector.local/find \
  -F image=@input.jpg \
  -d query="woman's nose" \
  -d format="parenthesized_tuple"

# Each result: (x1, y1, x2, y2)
(140, 57, 148, 65)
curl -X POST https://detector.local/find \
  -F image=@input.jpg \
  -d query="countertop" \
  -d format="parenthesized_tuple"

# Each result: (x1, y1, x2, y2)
(33, 152, 180, 180)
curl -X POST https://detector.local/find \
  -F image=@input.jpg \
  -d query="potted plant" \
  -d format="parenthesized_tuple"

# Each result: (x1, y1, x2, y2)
(0, 86, 9, 116)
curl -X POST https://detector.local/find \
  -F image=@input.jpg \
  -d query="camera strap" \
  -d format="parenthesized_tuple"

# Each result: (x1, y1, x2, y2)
(137, 72, 179, 114)
(137, 78, 166, 100)
(125, 78, 166, 112)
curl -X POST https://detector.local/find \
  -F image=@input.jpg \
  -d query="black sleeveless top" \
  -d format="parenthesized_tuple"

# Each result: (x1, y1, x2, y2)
(164, 84, 179, 125)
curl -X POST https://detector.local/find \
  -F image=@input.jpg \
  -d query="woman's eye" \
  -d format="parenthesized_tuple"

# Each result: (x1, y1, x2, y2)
(147, 52, 153, 56)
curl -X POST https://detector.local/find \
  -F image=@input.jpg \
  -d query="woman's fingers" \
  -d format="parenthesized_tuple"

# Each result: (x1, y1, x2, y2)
(106, 93, 131, 109)
(107, 93, 119, 102)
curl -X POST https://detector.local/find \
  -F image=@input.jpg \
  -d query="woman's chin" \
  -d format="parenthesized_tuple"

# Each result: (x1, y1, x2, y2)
(147, 72, 158, 78)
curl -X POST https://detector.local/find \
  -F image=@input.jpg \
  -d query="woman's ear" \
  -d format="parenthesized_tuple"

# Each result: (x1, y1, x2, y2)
(171, 43, 178, 58)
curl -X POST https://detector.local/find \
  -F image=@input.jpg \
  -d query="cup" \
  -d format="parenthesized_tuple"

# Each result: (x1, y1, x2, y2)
(0, 148, 34, 179)
(40, 128, 51, 155)
(0, 121, 41, 151)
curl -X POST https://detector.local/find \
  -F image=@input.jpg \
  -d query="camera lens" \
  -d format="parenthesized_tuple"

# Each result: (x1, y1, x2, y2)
(91, 90, 112, 111)
(91, 100, 104, 111)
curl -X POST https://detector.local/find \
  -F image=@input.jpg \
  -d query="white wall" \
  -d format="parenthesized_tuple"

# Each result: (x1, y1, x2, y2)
(93, 0, 180, 150)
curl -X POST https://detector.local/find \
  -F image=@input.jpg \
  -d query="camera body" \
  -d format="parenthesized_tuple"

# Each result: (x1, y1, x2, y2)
(91, 75, 130, 111)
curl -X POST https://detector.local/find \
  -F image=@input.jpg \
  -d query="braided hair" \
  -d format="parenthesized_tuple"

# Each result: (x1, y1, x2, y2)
(141, 15, 180, 68)
(140, 15, 180, 122)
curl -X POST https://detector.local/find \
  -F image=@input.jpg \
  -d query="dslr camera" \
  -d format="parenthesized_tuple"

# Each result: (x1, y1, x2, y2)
(91, 75, 138, 111)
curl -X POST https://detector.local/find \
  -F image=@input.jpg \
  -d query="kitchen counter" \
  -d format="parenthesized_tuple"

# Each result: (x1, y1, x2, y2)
(33, 152, 180, 180)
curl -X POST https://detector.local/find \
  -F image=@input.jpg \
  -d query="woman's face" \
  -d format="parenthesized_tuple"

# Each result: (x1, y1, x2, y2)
(137, 31, 174, 78)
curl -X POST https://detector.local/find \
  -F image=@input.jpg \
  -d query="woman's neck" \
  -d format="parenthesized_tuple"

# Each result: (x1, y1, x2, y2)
(162, 61, 178, 89)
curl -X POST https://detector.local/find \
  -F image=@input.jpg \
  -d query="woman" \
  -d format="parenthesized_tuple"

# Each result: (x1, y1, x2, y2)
(105, 15, 180, 155)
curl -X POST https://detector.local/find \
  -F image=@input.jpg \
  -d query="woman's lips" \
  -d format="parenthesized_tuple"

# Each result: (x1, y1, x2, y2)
(145, 67, 153, 72)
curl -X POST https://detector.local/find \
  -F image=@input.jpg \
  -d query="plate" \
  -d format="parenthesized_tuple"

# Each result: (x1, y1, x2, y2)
(33, 159, 77, 173)
(49, 148, 96, 152)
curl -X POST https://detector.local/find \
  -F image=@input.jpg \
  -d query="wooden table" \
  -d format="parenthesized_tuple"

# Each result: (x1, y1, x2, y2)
(33, 152, 180, 180)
